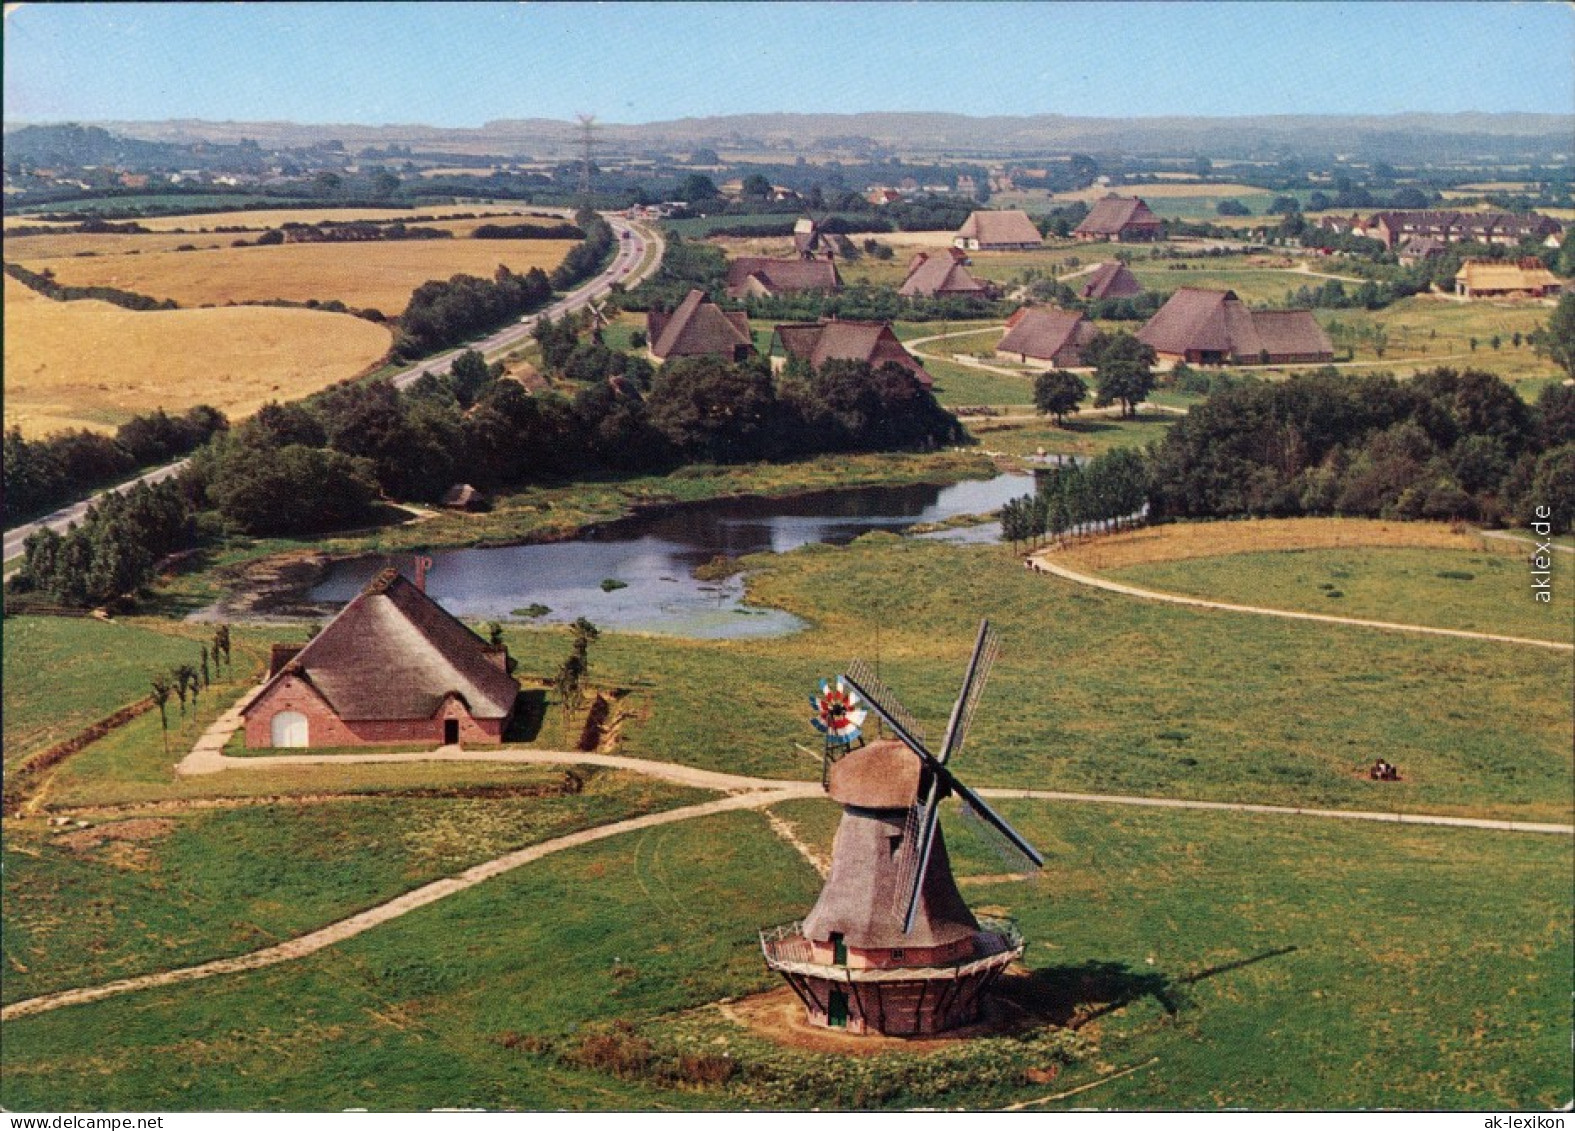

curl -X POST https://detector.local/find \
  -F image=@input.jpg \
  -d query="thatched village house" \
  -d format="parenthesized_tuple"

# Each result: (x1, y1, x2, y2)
(723, 256, 841, 300)
(995, 307, 1099, 367)
(1072, 195, 1164, 242)
(440, 483, 486, 511)
(242, 568, 518, 749)
(899, 249, 992, 298)
(772, 320, 934, 388)
(1453, 258, 1564, 299)
(1078, 260, 1144, 300)
(1137, 287, 1334, 366)
(1320, 209, 1563, 250)
(953, 209, 1044, 251)
(647, 288, 754, 362)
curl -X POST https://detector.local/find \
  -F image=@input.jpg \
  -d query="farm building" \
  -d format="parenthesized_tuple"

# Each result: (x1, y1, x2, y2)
(772, 320, 934, 388)
(1331, 210, 1564, 250)
(440, 483, 487, 511)
(953, 209, 1044, 251)
(1073, 195, 1164, 242)
(242, 568, 518, 749)
(647, 289, 754, 362)
(1079, 260, 1144, 300)
(899, 250, 992, 298)
(1137, 287, 1333, 365)
(1453, 258, 1564, 298)
(724, 257, 841, 300)
(996, 307, 1099, 367)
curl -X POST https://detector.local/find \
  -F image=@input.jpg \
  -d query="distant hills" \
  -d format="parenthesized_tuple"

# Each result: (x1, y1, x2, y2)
(6, 111, 1572, 164)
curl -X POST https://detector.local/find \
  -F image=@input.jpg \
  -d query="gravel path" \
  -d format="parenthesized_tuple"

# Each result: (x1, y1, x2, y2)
(1029, 555, 1572, 652)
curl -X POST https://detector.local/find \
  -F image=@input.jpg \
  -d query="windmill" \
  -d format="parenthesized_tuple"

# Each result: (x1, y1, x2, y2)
(761, 620, 1042, 1036)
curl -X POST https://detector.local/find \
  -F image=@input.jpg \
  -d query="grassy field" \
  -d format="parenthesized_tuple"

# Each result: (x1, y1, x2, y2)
(924, 358, 1036, 408)
(88, 204, 552, 232)
(11, 239, 579, 315)
(968, 411, 1178, 458)
(0, 616, 240, 768)
(3, 275, 391, 437)
(1315, 294, 1559, 380)
(1106, 545, 1571, 644)
(1, 772, 703, 1006)
(1, 802, 1565, 1110)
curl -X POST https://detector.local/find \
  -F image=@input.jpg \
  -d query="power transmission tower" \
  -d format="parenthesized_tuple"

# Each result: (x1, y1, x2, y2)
(576, 113, 598, 207)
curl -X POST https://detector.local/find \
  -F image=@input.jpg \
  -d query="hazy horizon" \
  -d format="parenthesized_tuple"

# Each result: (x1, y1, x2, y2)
(5, 2, 1572, 129)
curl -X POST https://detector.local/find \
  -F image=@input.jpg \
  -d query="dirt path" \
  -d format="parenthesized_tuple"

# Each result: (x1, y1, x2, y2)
(0, 784, 817, 1022)
(976, 788, 1572, 836)
(1029, 555, 1572, 652)
(1478, 529, 1575, 555)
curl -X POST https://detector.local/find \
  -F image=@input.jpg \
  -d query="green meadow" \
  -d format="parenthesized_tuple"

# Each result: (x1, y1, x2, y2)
(2, 802, 1566, 1110)
(1109, 546, 1574, 644)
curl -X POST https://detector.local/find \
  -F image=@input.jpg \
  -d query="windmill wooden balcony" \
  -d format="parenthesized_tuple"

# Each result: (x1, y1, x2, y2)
(760, 916, 1025, 1036)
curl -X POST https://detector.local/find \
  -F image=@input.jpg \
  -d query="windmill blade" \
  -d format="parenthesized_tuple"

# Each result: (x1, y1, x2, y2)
(938, 620, 1000, 767)
(893, 790, 944, 934)
(844, 660, 927, 754)
(942, 769, 1045, 871)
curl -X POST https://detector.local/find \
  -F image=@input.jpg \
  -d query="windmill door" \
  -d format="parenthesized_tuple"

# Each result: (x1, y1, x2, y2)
(828, 989, 848, 1029)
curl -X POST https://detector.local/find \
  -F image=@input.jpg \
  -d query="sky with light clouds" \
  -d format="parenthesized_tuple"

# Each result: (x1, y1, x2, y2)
(5, 1, 1572, 126)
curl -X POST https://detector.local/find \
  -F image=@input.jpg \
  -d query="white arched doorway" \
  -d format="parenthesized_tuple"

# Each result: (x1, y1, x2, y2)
(270, 710, 309, 748)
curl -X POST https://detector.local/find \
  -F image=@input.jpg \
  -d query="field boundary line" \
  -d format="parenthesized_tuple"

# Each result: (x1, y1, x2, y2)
(977, 788, 1574, 836)
(1477, 529, 1575, 555)
(0, 784, 817, 1022)
(1030, 555, 1573, 652)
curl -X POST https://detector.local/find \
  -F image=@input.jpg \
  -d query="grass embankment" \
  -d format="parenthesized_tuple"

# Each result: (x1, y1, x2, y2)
(0, 616, 244, 770)
(1, 771, 703, 1007)
(969, 411, 1177, 458)
(1, 802, 1565, 1110)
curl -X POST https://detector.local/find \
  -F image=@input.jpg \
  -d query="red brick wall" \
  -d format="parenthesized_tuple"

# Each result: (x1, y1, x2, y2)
(243, 676, 507, 749)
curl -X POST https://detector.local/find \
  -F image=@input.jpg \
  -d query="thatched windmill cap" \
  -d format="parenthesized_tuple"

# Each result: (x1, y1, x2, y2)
(827, 739, 922, 810)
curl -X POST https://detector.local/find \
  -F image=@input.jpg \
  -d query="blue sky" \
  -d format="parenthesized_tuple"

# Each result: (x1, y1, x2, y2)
(4, 2, 1572, 125)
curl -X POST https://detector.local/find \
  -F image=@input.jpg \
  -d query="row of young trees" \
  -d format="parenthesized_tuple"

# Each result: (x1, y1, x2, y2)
(3, 406, 228, 521)
(1000, 449, 1150, 550)
(392, 264, 554, 359)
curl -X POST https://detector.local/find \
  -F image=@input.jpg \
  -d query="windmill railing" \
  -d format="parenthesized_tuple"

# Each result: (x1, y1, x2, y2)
(760, 917, 1024, 982)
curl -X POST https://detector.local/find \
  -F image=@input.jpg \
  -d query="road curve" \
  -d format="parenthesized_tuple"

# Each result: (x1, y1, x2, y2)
(1, 214, 664, 562)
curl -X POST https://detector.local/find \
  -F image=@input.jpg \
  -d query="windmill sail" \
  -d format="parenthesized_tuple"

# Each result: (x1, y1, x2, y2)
(848, 620, 1041, 934)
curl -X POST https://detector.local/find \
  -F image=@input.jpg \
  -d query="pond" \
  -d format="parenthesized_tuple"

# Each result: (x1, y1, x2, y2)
(310, 472, 1035, 638)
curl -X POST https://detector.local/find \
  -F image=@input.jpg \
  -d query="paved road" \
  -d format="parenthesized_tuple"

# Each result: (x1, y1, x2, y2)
(1, 214, 663, 563)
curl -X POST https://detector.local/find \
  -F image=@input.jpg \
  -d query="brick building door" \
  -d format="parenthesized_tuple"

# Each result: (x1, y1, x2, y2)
(270, 711, 308, 748)
(444, 719, 459, 744)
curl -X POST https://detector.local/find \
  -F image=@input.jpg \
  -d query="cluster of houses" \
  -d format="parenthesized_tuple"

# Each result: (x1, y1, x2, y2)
(1317, 208, 1564, 252)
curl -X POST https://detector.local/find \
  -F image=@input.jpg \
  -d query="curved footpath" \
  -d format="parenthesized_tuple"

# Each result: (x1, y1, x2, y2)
(1029, 554, 1573, 653)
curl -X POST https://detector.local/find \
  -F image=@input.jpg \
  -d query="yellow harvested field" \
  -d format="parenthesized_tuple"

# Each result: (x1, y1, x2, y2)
(1052, 182, 1268, 202)
(4, 277, 391, 437)
(11, 239, 578, 314)
(5, 231, 243, 259)
(1054, 518, 1491, 573)
(116, 205, 554, 231)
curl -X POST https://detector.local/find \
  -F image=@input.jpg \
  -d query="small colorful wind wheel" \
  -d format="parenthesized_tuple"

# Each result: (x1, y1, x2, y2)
(810, 676, 867, 746)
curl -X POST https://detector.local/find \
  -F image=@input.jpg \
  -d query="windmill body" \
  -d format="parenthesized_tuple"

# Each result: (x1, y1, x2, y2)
(761, 623, 1037, 1036)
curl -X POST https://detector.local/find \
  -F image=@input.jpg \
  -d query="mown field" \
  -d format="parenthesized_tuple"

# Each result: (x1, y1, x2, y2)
(969, 411, 1179, 458)
(3, 275, 392, 437)
(1315, 294, 1560, 380)
(9, 238, 579, 315)
(1106, 546, 1571, 644)
(1, 772, 703, 1007)
(2, 800, 1565, 1110)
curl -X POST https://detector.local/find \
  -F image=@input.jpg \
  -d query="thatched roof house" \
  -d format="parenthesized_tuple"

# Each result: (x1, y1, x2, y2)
(953, 209, 1044, 251)
(899, 251, 991, 297)
(1137, 288, 1333, 365)
(773, 320, 933, 388)
(724, 257, 841, 300)
(1454, 258, 1563, 298)
(1073, 195, 1163, 242)
(242, 568, 517, 749)
(996, 307, 1099, 367)
(647, 289, 754, 361)
(1079, 260, 1144, 300)
(440, 483, 486, 511)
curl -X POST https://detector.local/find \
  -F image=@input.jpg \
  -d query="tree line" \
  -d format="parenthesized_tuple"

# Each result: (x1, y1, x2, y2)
(4, 406, 227, 522)
(1000, 449, 1150, 551)
(4, 261, 177, 311)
